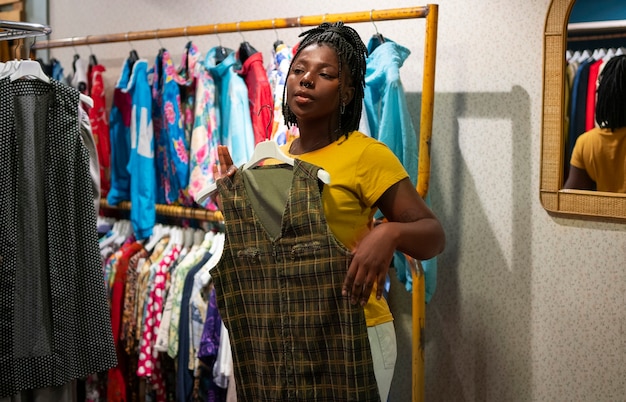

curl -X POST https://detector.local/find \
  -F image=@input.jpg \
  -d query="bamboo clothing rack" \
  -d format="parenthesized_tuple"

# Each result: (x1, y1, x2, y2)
(37, 6, 439, 402)
(33, 5, 438, 204)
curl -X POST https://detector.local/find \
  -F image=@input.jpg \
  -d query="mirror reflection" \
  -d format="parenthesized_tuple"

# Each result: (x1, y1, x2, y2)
(562, 0, 626, 193)
(540, 0, 626, 221)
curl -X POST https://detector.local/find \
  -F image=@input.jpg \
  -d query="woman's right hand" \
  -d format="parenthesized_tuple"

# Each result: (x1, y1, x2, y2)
(211, 145, 237, 209)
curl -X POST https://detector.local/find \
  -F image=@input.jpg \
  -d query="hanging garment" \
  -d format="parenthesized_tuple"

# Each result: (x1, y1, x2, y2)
(175, 41, 201, 145)
(152, 49, 190, 205)
(124, 59, 156, 240)
(267, 42, 298, 144)
(78, 105, 101, 213)
(188, 54, 220, 209)
(363, 38, 438, 302)
(207, 47, 254, 167)
(585, 58, 603, 131)
(175, 41, 202, 206)
(364, 38, 417, 185)
(567, 57, 595, 172)
(87, 63, 111, 197)
(107, 58, 133, 206)
(212, 160, 379, 401)
(0, 77, 117, 397)
(236, 51, 274, 143)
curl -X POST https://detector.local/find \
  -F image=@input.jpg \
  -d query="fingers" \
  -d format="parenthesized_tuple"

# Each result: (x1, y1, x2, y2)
(342, 272, 376, 307)
(214, 145, 237, 179)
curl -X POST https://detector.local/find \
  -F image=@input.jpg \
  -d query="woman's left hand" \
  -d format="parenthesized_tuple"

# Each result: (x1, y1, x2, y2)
(342, 224, 395, 306)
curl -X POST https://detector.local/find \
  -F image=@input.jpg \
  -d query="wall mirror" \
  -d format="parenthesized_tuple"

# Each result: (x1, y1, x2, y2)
(541, 0, 626, 221)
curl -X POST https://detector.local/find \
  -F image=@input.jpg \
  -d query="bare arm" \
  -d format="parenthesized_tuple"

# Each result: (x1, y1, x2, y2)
(342, 178, 445, 306)
(563, 165, 595, 190)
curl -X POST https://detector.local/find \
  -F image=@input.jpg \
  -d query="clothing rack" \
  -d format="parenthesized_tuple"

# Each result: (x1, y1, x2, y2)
(34, 6, 438, 401)
(568, 20, 626, 42)
(33, 5, 438, 213)
(0, 20, 51, 40)
(100, 199, 224, 222)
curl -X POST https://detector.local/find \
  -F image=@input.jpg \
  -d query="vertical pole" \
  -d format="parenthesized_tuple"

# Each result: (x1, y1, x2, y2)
(414, 4, 438, 402)
(411, 259, 426, 402)
(417, 4, 439, 199)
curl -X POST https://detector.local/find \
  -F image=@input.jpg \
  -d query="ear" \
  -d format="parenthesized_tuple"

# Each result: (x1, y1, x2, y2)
(341, 84, 355, 106)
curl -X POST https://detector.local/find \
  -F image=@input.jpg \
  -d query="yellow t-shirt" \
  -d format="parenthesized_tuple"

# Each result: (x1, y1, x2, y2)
(570, 127, 626, 193)
(281, 131, 408, 326)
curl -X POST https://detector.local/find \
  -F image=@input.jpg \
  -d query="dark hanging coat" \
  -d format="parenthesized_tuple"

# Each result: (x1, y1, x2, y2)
(0, 77, 117, 397)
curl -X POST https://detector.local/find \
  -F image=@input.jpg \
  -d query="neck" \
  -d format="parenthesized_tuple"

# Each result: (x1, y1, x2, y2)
(289, 135, 331, 155)
(292, 118, 340, 154)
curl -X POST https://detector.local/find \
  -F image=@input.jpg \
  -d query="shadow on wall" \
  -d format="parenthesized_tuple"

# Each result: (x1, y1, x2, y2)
(388, 86, 533, 401)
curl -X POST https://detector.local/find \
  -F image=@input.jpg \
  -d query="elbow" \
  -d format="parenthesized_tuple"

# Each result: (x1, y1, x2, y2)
(430, 221, 446, 257)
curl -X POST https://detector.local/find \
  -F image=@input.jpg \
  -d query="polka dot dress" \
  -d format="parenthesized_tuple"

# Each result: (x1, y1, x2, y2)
(0, 77, 117, 398)
(137, 244, 180, 401)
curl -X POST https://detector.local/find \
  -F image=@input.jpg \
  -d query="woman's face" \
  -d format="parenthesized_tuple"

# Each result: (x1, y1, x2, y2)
(286, 43, 354, 124)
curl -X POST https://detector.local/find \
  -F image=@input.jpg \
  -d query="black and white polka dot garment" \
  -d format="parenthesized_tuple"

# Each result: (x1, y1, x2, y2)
(0, 77, 117, 398)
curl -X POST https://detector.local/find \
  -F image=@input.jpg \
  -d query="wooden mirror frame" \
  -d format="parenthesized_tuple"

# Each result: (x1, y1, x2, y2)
(541, 0, 626, 221)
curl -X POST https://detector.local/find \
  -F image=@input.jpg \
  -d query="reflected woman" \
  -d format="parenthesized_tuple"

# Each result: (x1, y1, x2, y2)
(564, 55, 626, 193)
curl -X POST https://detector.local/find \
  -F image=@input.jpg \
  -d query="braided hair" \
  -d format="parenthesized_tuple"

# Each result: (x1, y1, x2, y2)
(282, 21, 368, 140)
(596, 55, 626, 130)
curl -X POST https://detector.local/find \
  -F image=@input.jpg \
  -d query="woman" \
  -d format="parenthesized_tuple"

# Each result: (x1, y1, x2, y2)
(213, 22, 445, 400)
(564, 54, 626, 193)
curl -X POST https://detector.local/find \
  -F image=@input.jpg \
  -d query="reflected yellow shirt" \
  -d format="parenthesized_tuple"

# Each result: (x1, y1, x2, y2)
(280, 131, 408, 326)
(570, 127, 626, 192)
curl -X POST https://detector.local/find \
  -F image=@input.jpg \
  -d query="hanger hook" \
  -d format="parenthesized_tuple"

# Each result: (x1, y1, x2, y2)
(258, 104, 274, 140)
(213, 24, 223, 46)
(125, 32, 135, 49)
(14, 40, 22, 60)
(237, 21, 245, 41)
(155, 28, 164, 48)
(271, 19, 280, 40)
(184, 26, 190, 40)
(86, 35, 94, 55)
(370, 9, 380, 35)
(322, 13, 328, 23)
(71, 36, 79, 55)
(28, 35, 37, 58)
(297, 16, 303, 32)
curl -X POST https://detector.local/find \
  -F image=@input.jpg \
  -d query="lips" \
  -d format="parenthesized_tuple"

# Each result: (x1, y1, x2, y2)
(293, 90, 313, 102)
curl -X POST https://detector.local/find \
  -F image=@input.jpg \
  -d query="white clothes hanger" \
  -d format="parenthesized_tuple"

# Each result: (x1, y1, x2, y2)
(10, 59, 50, 83)
(592, 48, 606, 60)
(9, 59, 94, 108)
(144, 223, 170, 252)
(577, 49, 592, 63)
(243, 139, 331, 183)
(603, 48, 616, 62)
(196, 140, 331, 204)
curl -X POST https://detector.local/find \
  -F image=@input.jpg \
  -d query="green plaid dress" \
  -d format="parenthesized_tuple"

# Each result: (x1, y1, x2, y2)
(212, 159, 380, 401)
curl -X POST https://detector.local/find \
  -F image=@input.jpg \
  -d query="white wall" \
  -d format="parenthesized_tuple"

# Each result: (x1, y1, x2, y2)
(47, 0, 626, 400)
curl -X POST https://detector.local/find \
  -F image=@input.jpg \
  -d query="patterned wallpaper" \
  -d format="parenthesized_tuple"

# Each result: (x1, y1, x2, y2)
(47, 0, 626, 400)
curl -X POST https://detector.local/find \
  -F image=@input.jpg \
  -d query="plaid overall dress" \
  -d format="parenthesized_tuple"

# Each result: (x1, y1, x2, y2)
(212, 159, 380, 401)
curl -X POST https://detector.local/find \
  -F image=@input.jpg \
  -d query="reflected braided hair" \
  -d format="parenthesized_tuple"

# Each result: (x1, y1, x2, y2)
(596, 55, 626, 129)
(282, 21, 368, 140)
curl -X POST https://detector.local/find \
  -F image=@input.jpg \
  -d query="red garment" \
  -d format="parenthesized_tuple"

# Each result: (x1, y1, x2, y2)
(88, 64, 112, 196)
(236, 52, 274, 143)
(107, 242, 144, 402)
(585, 59, 603, 131)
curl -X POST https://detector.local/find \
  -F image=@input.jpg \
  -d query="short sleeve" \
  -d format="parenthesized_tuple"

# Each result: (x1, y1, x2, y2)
(356, 141, 409, 207)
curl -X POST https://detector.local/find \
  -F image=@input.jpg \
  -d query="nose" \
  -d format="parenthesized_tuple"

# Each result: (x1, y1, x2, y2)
(300, 72, 313, 88)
